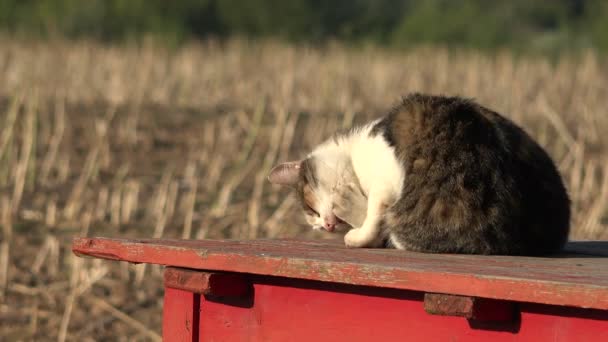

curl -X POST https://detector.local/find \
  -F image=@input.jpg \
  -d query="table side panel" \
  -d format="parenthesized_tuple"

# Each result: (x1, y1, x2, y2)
(163, 287, 200, 342)
(197, 277, 608, 342)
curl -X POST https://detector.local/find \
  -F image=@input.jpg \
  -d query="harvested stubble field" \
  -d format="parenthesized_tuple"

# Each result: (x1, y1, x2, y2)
(0, 38, 607, 341)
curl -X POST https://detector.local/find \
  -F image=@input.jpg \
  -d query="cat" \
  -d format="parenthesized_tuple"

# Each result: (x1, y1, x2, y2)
(268, 93, 570, 255)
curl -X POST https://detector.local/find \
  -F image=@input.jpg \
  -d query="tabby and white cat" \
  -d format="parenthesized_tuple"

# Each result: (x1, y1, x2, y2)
(268, 94, 570, 255)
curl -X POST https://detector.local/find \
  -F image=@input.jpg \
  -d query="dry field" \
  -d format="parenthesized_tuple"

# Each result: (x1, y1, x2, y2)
(0, 38, 607, 340)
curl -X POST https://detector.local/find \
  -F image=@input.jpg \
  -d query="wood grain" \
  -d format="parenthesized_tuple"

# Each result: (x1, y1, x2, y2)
(72, 237, 608, 310)
(424, 293, 516, 322)
(193, 277, 608, 342)
(164, 267, 250, 297)
(162, 287, 199, 341)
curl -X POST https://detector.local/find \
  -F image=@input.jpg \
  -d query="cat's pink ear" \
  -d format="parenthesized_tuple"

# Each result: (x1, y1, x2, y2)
(268, 161, 301, 186)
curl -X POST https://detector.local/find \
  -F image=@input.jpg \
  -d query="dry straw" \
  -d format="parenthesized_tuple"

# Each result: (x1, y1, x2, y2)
(0, 38, 606, 339)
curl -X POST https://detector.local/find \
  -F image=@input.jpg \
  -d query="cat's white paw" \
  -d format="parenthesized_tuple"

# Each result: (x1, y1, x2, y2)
(344, 228, 373, 248)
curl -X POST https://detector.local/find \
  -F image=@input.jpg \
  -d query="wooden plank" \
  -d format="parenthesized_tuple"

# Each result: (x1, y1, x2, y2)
(424, 293, 516, 322)
(164, 267, 250, 297)
(564, 241, 608, 256)
(163, 287, 199, 342)
(198, 276, 608, 342)
(72, 237, 608, 310)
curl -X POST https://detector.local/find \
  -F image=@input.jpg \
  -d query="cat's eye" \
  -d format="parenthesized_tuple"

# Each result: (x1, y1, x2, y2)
(306, 205, 319, 217)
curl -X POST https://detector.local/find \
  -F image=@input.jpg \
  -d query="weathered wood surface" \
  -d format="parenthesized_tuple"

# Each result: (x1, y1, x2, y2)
(72, 237, 608, 310)
(162, 287, 199, 341)
(188, 277, 608, 342)
(424, 293, 516, 321)
(164, 267, 250, 297)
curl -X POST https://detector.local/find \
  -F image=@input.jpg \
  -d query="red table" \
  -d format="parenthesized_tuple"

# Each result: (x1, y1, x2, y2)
(72, 238, 608, 342)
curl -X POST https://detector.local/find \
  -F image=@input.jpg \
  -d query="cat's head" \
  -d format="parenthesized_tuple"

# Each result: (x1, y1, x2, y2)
(268, 157, 349, 232)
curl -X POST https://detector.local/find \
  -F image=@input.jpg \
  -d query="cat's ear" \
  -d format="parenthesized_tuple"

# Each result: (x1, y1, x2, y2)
(268, 161, 301, 186)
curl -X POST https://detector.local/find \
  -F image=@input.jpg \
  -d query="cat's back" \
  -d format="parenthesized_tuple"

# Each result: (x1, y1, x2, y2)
(378, 93, 509, 181)
(379, 93, 570, 255)
(379, 93, 500, 154)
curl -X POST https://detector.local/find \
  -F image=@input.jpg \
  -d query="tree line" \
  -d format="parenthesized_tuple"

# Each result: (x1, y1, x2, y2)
(1, 0, 606, 53)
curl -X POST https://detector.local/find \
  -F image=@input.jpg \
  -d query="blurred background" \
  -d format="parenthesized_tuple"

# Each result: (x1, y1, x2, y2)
(2, 0, 608, 53)
(1, 1, 607, 340)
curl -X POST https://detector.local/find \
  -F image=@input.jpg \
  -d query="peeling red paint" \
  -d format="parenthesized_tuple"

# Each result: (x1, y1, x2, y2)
(73, 237, 608, 310)
(424, 293, 516, 322)
(164, 267, 250, 297)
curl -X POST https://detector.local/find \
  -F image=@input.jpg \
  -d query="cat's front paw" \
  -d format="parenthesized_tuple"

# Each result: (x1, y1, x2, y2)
(344, 228, 366, 247)
(345, 228, 380, 248)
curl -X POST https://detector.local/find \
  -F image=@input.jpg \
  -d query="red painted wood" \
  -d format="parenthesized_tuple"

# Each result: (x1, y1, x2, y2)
(197, 276, 608, 342)
(163, 287, 200, 341)
(72, 237, 608, 310)
(424, 293, 516, 322)
(164, 267, 250, 297)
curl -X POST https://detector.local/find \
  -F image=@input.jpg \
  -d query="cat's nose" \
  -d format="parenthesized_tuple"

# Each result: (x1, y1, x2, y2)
(323, 222, 336, 232)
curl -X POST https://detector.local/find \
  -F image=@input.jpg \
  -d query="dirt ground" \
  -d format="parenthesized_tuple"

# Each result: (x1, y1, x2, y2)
(1, 39, 607, 340)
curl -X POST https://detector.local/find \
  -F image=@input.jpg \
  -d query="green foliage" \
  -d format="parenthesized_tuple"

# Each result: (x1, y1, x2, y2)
(587, 0, 608, 52)
(0, 0, 606, 53)
(391, 1, 509, 49)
